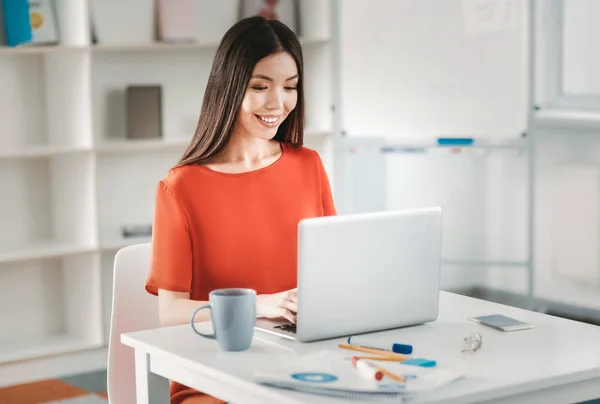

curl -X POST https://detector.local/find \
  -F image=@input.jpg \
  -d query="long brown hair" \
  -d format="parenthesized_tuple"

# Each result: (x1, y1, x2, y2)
(178, 16, 305, 166)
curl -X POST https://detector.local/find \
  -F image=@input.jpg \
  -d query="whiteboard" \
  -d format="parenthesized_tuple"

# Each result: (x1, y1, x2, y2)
(339, 0, 529, 141)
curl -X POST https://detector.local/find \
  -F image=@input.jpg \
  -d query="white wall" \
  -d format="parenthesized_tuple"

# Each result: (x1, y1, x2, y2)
(336, 0, 528, 291)
(480, 0, 600, 309)
(337, 0, 600, 309)
(483, 130, 600, 309)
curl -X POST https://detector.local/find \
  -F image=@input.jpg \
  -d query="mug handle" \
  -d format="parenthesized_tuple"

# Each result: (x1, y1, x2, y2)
(190, 304, 216, 340)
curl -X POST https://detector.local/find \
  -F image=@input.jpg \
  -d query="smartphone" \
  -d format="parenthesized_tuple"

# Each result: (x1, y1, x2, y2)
(469, 314, 534, 332)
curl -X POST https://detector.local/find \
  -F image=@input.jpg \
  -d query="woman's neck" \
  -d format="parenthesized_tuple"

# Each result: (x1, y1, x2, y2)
(217, 131, 280, 166)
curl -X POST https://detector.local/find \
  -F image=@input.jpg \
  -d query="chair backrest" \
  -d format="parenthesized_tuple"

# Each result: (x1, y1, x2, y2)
(107, 242, 168, 403)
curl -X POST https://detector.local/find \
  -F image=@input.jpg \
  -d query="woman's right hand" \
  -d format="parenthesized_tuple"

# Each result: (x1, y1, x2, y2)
(256, 288, 298, 323)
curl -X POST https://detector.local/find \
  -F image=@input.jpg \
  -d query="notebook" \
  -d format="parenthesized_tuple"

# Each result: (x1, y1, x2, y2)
(253, 350, 464, 401)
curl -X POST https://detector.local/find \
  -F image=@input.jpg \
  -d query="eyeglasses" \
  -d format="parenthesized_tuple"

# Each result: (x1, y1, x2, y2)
(461, 333, 483, 353)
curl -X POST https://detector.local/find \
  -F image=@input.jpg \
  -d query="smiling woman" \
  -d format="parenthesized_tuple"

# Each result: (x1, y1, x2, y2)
(178, 16, 305, 167)
(145, 16, 335, 404)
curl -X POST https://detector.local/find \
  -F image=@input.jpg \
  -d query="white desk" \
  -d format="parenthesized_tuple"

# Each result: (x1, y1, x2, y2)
(121, 292, 600, 404)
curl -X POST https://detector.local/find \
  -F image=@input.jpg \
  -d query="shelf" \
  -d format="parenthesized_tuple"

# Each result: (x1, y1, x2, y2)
(0, 144, 91, 159)
(0, 37, 330, 56)
(535, 108, 600, 130)
(94, 130, 329, 154)
(0, 241, 96, 264)
(100, 236, 151, 252)
(0, 45, 62, 55)
(0, 335, 100, 364)
(95, 138, 189, 154)
(90, 37, 330, 52)
(0, 1, 334, 384)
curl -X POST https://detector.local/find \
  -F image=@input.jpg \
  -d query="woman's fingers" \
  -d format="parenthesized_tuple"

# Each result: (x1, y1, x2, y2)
(282, 309, 297, 324)
(279, 297, 298, 314)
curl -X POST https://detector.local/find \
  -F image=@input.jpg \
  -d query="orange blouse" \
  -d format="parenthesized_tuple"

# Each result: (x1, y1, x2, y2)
(146, 142, 336, 301)
(146, 142, 336, 403)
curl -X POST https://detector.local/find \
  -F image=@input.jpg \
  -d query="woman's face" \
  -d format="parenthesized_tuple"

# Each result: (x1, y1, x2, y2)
(237, 51, 299, 141)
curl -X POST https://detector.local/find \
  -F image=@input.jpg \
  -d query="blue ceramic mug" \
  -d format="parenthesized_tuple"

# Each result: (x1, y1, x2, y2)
(190, 288, 257, 351)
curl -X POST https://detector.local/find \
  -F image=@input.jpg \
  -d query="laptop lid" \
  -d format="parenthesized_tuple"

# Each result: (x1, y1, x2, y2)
(295, 207, 442, 342)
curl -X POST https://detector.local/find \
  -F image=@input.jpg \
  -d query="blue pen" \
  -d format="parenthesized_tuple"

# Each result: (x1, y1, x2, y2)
(347, 336, 413, 355)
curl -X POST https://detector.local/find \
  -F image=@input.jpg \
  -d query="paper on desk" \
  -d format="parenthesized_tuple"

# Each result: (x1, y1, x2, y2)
(253, 350, 464, 400)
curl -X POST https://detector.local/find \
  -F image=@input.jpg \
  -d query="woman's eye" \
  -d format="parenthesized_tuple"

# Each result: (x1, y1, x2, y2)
(284, 86, 297, 91)
(253, 86, 268, 91)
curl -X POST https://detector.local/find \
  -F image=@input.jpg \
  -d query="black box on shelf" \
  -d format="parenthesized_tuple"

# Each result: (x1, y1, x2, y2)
(122, 224, 152, 238)
(126, 85, 162, 140)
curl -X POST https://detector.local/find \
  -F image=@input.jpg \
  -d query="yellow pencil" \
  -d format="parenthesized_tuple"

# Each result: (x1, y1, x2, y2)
(338, 343, 409, 360)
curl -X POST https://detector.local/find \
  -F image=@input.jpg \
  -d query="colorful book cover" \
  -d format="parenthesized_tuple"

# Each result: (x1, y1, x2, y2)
(1, 0, 33, 47)
(28, 0, 58, 44)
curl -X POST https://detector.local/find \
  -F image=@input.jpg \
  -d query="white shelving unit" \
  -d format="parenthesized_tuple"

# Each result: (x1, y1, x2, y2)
(0, 1, 333, 384)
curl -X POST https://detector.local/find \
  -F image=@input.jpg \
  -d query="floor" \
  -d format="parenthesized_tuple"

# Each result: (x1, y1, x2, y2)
(0, 370, 108, 404)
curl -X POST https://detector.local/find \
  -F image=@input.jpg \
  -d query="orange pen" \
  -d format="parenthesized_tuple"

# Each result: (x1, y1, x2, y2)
(353, 355, 406, 362)
(338, 343, 409, 360)
(378, 367, 406, 383)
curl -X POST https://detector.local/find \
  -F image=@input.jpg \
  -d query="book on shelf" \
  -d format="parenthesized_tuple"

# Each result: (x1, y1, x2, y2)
(0, 1, 5, 46)
(156, 0, 196, 43)
(126, 85, 163, 140)
(0, 0, 58, 47)
(1, 0, 32, 47)
(28, 0, 59, 45)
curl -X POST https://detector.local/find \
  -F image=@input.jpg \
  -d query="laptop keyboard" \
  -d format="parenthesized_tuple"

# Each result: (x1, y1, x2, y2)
(274, 323, 296, 333)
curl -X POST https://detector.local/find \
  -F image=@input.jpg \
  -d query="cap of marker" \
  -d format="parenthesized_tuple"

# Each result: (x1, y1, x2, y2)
(347, 336, 413, 355)
(392, 343, 413, 354)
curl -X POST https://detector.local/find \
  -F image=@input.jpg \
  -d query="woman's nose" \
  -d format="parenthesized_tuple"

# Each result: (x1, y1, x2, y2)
(265, 89, 284, 110)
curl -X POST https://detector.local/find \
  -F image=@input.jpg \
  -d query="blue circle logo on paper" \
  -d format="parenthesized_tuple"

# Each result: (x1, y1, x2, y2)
(291, 372, 337, 383)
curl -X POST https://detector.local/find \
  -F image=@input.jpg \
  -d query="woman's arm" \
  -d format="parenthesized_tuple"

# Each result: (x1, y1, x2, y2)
(158, 288, 298, 327)
(158, 289, 209, 327)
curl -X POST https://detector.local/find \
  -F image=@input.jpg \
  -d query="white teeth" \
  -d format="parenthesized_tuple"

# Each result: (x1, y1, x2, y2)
(259, 116, 278, 123)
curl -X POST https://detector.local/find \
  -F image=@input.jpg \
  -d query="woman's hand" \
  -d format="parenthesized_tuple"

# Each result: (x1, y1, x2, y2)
(256, 288, 298, 323)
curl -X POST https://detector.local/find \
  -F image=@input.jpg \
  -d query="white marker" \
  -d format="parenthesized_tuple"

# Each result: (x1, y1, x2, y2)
(352, 357, 383, 381)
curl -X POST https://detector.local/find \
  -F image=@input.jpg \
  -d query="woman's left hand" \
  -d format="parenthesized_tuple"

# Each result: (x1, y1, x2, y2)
(256, 288, 298, 323)
(277, 288, 297, 319)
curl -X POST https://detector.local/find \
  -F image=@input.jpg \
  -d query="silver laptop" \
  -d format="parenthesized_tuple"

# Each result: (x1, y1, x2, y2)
(255, 207, 442, 342)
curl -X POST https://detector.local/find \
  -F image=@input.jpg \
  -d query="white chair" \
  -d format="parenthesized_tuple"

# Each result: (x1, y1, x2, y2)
(107, 242, 170, 404)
